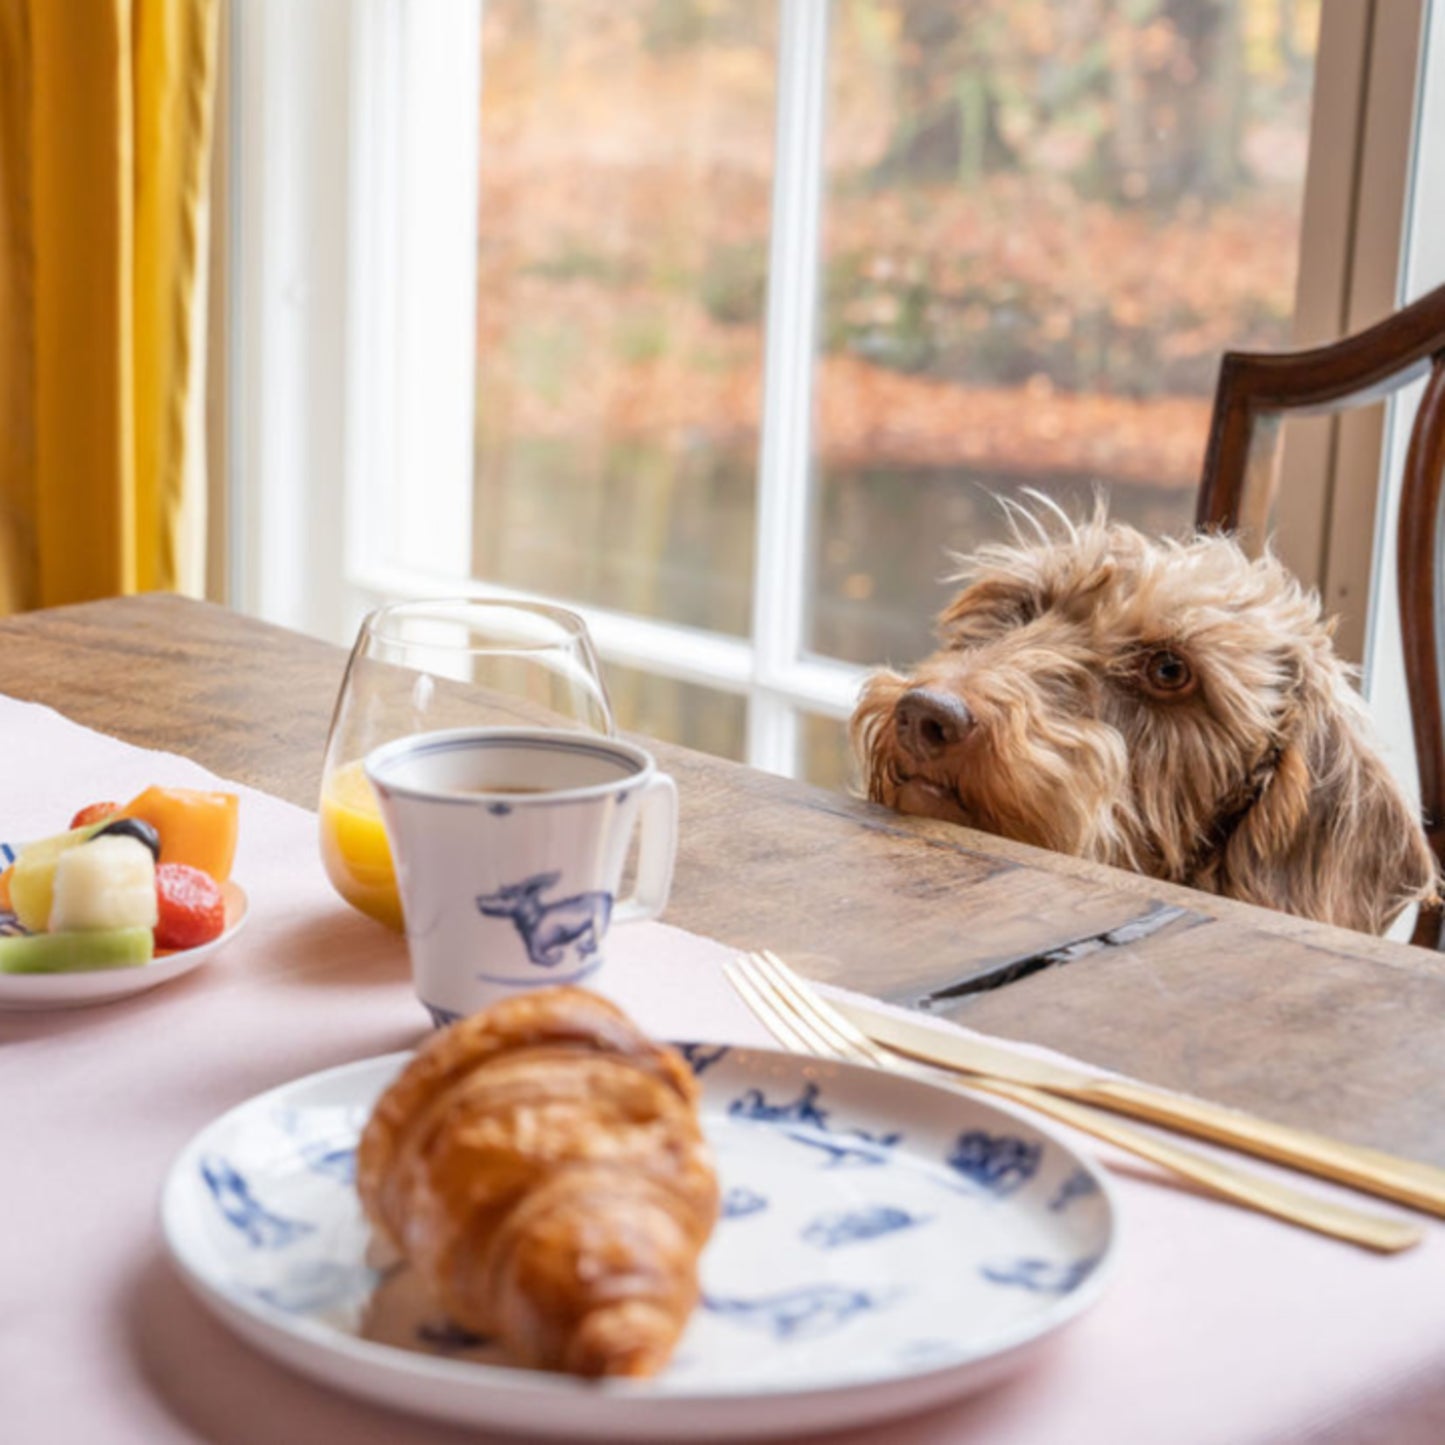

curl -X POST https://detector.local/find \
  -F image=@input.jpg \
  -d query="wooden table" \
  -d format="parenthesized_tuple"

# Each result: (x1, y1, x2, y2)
(5, 593, 1443, 1166)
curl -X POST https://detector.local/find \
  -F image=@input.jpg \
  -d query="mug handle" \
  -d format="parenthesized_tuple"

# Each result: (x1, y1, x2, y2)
(612, 772, 679, 925)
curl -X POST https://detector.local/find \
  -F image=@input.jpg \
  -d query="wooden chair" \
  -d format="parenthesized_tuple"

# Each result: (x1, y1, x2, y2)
(1195, 281, 1445, 948)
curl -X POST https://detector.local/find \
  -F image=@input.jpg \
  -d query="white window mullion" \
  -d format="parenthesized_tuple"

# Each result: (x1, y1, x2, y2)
(346, 0, 482, 601)
(394, 1, 482, 577)
(774, 653, 862, 719)
(343, 0, 401, 607)
(748, 0, 831, 774)
(232, 0, 355, 640)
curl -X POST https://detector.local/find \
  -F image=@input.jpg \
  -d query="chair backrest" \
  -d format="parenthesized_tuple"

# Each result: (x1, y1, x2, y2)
(1195, 281, 1445, 948)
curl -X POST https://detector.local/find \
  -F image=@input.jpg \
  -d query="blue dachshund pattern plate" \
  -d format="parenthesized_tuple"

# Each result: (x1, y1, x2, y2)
(162, 1042, 1117, 1441)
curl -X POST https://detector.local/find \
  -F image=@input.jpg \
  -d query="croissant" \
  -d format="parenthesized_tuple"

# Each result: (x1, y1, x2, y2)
(356, 986, 719, 1378)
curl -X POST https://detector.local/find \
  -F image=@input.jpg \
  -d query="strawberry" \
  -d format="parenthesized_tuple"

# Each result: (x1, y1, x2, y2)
(154, 863, 226, 951)
(69, 802, 120, 830)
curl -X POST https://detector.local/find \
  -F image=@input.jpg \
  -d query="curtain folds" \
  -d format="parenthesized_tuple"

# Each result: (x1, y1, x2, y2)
(0, 0, 219, 613)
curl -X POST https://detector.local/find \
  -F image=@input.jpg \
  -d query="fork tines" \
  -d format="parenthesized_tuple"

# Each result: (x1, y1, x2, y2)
(725, 950, 882, 1068)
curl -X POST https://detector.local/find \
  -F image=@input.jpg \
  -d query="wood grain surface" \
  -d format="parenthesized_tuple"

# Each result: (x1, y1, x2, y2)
(4, 594, 1444, 1162)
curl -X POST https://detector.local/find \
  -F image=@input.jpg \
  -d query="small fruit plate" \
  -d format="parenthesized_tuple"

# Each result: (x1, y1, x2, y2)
(0, 877, 248, 1012)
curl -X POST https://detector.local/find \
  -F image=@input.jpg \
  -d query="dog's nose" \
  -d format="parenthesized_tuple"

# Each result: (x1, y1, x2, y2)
(894, 688, 974, 760)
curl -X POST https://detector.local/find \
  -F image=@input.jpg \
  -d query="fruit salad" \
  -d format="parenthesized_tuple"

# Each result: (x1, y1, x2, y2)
(0, 787, 240, 975)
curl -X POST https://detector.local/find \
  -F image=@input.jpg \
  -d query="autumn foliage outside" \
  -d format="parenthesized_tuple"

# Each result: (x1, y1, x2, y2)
(467, 0, 1319, 768)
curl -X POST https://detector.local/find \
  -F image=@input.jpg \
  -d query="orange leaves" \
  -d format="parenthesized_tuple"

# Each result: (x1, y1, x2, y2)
(469, 1, 1304, 493)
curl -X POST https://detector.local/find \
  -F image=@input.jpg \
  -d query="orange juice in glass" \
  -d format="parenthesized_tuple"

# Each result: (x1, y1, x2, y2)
(319, 760, 403, 930)
(319, 599, 614, 932)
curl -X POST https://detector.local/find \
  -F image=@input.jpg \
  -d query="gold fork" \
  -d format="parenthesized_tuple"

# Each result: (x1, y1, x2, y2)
(723, 950, 1423, 1255)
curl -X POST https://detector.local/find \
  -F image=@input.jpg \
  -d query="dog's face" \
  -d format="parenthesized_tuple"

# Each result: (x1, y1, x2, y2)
(851, 514, 1437, 934)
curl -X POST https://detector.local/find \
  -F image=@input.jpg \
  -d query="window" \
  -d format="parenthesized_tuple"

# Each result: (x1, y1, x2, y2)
(225, 1, 1425, 783)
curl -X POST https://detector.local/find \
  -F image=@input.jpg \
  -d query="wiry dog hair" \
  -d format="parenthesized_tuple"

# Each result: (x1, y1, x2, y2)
(851, 501, 1438, 935)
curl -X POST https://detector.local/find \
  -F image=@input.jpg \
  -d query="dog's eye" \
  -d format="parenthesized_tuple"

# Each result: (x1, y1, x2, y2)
(1140, 649, 1196, 698)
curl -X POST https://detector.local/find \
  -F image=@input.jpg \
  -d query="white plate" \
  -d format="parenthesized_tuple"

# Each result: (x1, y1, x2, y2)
(161, 1041, 1118, 1440)
(0, 856, 248, 1011)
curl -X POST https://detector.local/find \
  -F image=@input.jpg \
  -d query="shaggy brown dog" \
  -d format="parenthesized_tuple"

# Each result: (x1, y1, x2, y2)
(851, 506, 1437, 935)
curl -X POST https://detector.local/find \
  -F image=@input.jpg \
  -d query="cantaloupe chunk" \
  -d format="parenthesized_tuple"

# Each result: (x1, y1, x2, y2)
(116, 787, 239, 882)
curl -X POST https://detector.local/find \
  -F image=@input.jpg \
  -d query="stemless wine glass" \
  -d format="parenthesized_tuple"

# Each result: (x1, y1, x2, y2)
(319, 598, 614, 930)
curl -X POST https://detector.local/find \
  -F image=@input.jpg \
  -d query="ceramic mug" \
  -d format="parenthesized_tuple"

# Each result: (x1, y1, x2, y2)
(365, 728, 678, 1024)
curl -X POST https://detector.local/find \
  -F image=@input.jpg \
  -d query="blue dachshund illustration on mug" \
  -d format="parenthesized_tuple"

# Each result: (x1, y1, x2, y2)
(476, 871, 614, 970)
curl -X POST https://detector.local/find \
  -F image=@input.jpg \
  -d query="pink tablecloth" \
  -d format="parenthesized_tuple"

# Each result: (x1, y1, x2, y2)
(4, 695, 1445, 1445)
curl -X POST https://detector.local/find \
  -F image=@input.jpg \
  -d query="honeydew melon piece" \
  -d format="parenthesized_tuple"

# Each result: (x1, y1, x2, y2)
(8, 823, 108, 932)
(0, 926, 154, 974)
(49, 836, 158, 932)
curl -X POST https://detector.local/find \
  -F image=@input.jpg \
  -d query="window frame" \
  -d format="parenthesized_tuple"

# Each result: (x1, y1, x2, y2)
(221, 0, 1429, 777)
(1275, 0, 1430, 664)
(1360, 0, 1445, 805)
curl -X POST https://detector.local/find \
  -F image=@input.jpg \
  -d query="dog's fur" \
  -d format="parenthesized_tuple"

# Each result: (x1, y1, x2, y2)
(851, 504, 1437, 935)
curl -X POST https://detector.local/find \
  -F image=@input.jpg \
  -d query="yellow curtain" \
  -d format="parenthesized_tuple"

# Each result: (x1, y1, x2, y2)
(0, 0, 219, 613)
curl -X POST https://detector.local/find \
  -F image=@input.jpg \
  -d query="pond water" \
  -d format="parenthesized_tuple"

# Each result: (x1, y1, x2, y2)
(472, 436, 1197, 666)
(470, 436, 1198, 781)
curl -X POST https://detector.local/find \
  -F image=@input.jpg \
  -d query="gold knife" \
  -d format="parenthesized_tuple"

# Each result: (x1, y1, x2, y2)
(839, 995, 1445, 1219)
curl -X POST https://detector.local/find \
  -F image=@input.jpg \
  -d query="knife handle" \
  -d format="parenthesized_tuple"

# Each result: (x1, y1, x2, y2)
(845, 997, 1445, 1219)
(1081, 1076, 1445, 1218)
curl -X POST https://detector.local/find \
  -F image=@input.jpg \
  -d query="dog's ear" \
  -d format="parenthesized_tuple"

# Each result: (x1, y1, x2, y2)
(936, 578, 1034, 646)
(1218, 693, 1438, 935)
